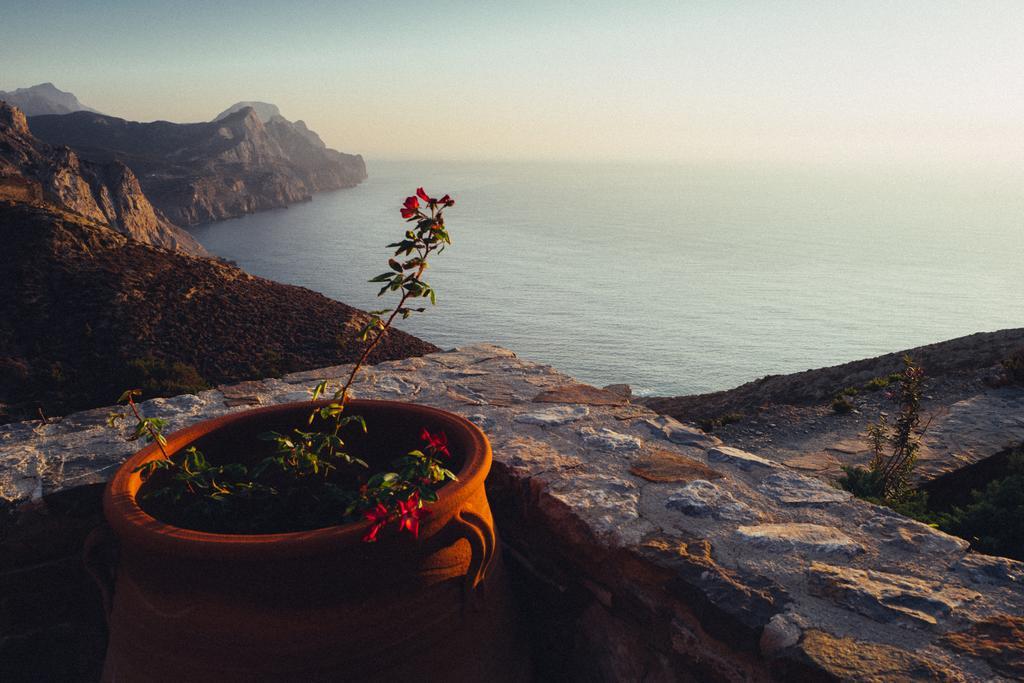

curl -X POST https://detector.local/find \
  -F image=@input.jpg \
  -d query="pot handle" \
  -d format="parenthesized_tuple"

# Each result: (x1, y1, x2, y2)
(83, 523, 118, 623)
(453, 509, 496, 610)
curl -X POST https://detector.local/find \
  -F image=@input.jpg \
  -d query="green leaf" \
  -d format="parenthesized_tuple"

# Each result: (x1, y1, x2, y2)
(310, 380, 329, 401)
(117, 389, 141, 404)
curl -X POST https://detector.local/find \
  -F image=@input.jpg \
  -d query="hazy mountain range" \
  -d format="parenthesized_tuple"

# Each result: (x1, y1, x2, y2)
(0, 83, 100, 116)
(27, 101, 366, 225)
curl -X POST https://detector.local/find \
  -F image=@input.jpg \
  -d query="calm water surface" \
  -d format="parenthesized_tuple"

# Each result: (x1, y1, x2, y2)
(191, 161, 1024, 396)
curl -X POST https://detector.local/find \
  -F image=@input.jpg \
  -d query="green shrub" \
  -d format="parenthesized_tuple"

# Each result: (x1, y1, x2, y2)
(837, 464, 884, 500)
(1003, 348, 1024, 385)
(838, 356, 924, 500)
(831, 397, 853, 414)
(840, 386, 859, 397)
(122, 357, 209, 397)
(698, 412, 743, 432)
(937, 451, 1024, 560)
(863, 376, 890, 391)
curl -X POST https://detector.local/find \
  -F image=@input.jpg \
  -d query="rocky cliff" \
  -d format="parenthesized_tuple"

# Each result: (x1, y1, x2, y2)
(0, 83, 100, 116)
(27, 105, 367, 225)
(0, 102, 205, 255)
(0, 202, 437, 423)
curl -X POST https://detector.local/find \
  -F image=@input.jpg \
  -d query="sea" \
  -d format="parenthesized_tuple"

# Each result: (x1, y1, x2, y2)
(190, 160, 1024, 397)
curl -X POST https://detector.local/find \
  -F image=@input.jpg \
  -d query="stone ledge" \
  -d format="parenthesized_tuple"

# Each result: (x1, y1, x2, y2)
(2, 343, 1022, 681)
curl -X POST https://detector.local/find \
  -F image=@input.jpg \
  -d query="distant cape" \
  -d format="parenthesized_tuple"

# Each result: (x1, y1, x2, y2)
(27, 102, 367, 225)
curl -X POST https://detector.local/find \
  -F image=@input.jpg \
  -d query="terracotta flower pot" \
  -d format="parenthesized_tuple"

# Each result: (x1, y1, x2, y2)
(96, 399, 528, 682)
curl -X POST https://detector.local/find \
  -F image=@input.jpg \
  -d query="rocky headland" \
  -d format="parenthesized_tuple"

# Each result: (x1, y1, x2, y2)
(0, 102, 204, 255)
(642, 329, 1024, 483)
(27, 102, 367, 225)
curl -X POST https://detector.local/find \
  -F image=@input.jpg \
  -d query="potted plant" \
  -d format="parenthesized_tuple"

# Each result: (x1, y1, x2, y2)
(90, 190, 528, 682)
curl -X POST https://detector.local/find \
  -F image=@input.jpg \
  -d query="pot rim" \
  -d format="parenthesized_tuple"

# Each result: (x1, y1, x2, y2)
(103, 399, 491, 559)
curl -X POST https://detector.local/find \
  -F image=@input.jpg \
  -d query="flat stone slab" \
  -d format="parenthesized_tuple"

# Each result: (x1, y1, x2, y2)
(501, 436, 583, 476)
(735, 523, 864, 557)
(808, 562, 980, 626)
(758, 469, 852, 506)
(860, 512, 969, 556)
(532, 383, 629, 406)
(707, 445, 778, 470)
(645, 416, 720, 448)
(578, 426, 643, 451)
(513, 405, 590, 426)
(219, 380, 267, 407)
(629, 450, 723, 483)
(665, 480, 759, 522)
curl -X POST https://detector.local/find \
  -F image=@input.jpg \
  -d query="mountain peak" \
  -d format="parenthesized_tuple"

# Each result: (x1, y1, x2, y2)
(214, 101, 282, 124)
(0, 83, 100, 117)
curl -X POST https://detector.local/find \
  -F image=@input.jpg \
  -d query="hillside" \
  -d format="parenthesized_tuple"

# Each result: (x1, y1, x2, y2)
(643, 329, 1024, 480)
(27, 105, 367, 225)
(0, 203, 437, 423)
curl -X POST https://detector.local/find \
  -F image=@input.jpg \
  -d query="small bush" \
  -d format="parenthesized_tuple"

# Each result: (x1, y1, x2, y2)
(838, 356, 924, 500)
(837, 464, 884, 500)
(122, 357, 209, 397)
(840, 386, 859, 397)
(698, 412, 743, 432)
(831, 397, 853, 414)
(863, 377, 890, 391)
(937, 451, 1024, 560)
(1003, 348, 1024, 385)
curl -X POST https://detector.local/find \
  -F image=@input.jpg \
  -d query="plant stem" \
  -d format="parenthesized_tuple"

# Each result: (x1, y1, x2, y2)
(127, 394, 169, 459)
(337, 258, 430, 407)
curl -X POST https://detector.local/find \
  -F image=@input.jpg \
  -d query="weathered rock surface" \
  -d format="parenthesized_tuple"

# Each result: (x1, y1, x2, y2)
(2, 344, 1021, 681)
(735, 523, 865, 557)
(630, 449, 723, 483)
(0, 102, 204, 255)
(941, 615, 1024, 679)
(758, 469, 852, 506)
(807, 562, 980, 626)
(27, 104, 366, 225)
(666, 480, 759, 522)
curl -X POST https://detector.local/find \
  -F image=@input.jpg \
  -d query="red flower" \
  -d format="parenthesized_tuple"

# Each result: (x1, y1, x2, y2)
(400, 195, 420, 219)
(416, 187, 434, 203)
(439, 194, 454, 207)
(420, 427, 450, 458)
(362, 503, 390, 543)
(397, 492, 429, 538)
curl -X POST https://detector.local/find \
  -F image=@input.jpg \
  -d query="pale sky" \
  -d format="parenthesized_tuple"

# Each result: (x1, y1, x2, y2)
(3, 1, 1023, 165)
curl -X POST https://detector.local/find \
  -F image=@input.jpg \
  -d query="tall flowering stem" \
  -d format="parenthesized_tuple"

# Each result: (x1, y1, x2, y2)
(301, 189, 455, 462)
(336, 188, 453, 408)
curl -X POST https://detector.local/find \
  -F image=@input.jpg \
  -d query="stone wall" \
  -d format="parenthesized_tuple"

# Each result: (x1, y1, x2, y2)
(2, 344, 1022, 681)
